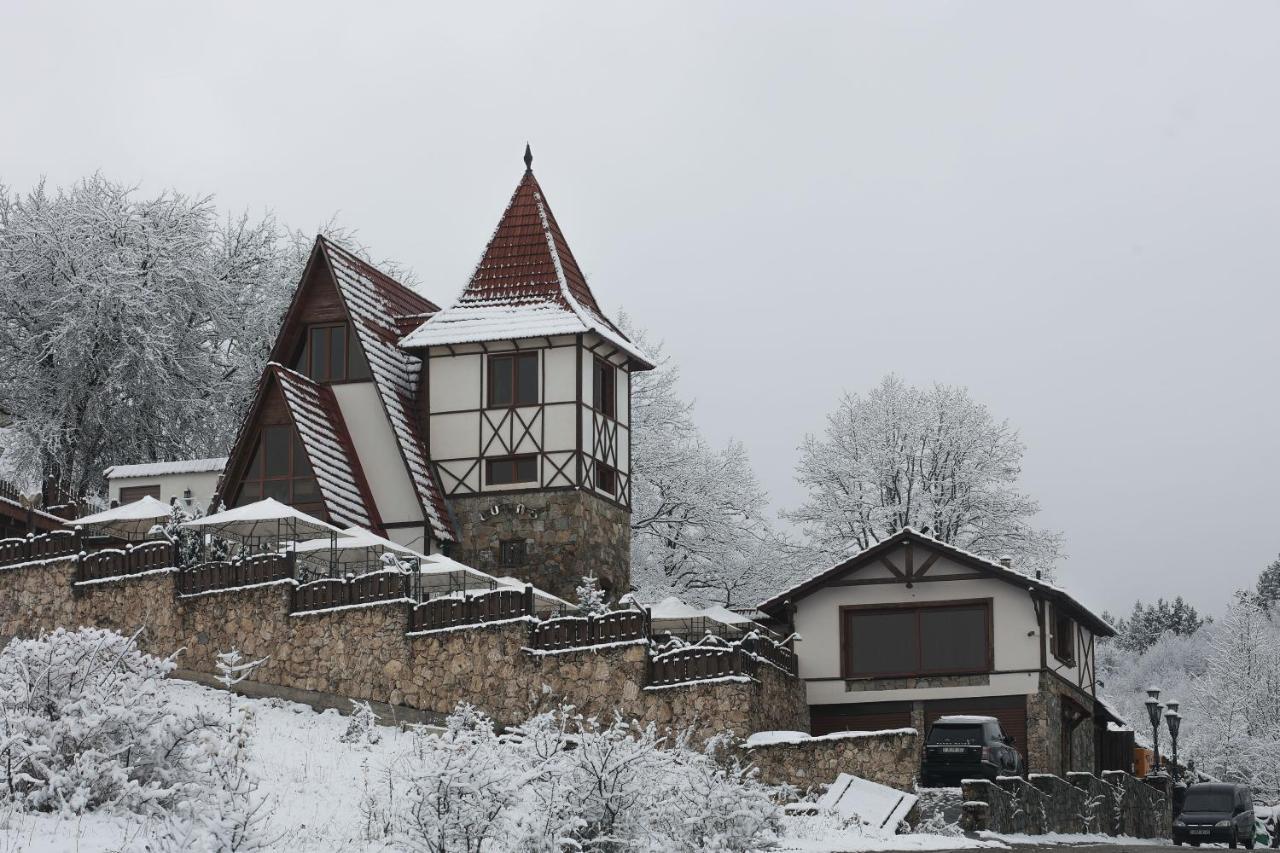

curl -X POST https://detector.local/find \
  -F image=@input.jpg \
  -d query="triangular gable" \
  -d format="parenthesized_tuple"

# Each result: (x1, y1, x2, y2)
(758, 528, 1114, 637)
(216, 364, 378, 531)
(399, 164, 652, 369)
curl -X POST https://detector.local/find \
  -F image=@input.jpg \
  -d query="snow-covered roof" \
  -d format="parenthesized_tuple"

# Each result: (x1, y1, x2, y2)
(317, 239, 455, 542)
(181, 498, 341, 540)
(104, 457, 227, 479)
(292, 525, 420, 558)
(69, 495, 173, 538)
(757, 526, 1114, 637)
(270, 364, 375, 530)
(398, 166, 651, 370)
(934, 715, 999, 725)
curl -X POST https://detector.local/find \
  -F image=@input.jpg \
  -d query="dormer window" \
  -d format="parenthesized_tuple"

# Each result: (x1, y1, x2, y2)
(592, 357, 616, 418)
(488, 352, 538, 408)
(294, 324, 370, 383)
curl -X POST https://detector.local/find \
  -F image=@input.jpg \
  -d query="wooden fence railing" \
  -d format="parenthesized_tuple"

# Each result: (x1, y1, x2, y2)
(0, 529, 79, 569)
(176, 553, 296, 596)
(528, 609, 650, 651)
(76, 541, 175, 584)
(739, 635, 799, 675)
(291, 569, 410, 613)
(648, 645, 758, 687)
(409, 587, 533, 632)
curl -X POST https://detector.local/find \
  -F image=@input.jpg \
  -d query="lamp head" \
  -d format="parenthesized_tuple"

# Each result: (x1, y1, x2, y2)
(1146, 686, 1162, 701)
(1165, 699, 1179, 714)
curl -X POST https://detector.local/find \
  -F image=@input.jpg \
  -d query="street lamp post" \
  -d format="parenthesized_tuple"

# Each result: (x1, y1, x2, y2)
(1165, 700, 1182, 780)
(1145, 686, 1164, 776)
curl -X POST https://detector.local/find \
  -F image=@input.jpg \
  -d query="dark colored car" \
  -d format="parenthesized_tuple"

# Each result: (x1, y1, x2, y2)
(1174, 783, 1256, 848)
(920, 715, 1024, 787)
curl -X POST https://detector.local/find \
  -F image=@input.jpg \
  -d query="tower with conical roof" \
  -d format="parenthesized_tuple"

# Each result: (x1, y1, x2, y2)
(400, 148, 651, 600)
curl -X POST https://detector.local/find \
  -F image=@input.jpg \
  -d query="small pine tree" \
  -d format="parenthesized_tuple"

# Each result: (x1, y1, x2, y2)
(575, 574, 609, 615)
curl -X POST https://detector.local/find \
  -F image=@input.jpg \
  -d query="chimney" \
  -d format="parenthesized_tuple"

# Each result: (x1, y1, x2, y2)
(998, 556, 1013, 569)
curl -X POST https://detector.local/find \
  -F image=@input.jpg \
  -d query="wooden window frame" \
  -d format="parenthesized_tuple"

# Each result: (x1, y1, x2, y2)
(487, 352, 539, 409)
(235, 425, 321, 507)
(595, 461, 617, 496)
(839, 598, 994, 680)
(296, 323, 370, 384)
(592, 356, 617, 418)
(484, 454, 538, 486)
(1052, 610, 1076, 666)
(119, 484, 161, 504)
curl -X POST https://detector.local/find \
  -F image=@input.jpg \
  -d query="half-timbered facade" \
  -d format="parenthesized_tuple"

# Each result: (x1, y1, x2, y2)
(758, 528, 1119, 776)
(214, 151, 648, 599)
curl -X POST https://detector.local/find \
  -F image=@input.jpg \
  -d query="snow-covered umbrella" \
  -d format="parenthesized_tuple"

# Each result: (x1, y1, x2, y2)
(179, 498, 340, 543)
(67, 495, 173, 541)
(291, 525, 423, 578)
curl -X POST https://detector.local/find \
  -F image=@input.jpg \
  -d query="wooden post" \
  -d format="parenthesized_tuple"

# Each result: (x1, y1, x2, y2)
(522, 584, 534, 617)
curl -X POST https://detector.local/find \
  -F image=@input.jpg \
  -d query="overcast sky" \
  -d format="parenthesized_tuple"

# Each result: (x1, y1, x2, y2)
(5, 1, 1278, 618)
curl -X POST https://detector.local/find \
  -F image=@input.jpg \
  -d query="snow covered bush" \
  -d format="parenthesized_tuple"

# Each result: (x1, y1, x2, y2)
(0, 628, 278, 849)
(379, 703, 783, 852)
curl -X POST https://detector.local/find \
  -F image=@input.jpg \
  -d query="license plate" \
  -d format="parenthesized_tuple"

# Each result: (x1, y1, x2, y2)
(941, 747, 966, 753)
(1190, 829, 1211, 835)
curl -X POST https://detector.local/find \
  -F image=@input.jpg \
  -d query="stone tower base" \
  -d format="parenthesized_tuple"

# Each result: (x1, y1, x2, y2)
(446, 490, 630, 605)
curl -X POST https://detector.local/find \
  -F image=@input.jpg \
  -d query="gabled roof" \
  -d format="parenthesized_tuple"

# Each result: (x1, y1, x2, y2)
(400, 162, 652, 369)
(267, 238, 455, 543)
(759, 527, 1113, 637)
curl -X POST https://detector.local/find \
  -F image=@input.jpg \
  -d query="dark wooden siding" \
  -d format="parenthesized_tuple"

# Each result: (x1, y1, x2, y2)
(810, 701, 913, 736)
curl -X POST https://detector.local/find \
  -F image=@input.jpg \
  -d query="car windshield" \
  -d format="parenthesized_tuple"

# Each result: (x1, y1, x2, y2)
(1183, 790, 1234, 813)
(928, 725, 983, 745)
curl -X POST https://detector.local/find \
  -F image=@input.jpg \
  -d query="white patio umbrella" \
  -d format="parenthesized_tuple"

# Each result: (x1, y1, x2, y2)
(292, 526, 422, 563)
(179, 498, 340, 543)
(67, 495, 173, 540)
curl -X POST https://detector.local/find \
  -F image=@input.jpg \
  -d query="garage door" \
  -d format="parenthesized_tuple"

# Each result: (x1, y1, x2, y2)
(810, 701, 913, 736)
(922, 696, 1028, 765)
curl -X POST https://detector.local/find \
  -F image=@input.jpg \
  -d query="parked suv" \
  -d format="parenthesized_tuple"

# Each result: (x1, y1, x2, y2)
(920, 715, 1024, 787)
(1174, 783, 1256, 848)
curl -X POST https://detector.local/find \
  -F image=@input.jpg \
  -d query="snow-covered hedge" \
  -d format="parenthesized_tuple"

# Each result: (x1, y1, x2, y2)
(372, 703, 786, 852)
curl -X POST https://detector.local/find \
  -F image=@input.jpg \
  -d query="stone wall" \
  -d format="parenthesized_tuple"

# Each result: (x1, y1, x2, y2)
(745, 729, 919, 794)
(960, 770, 1171, 838)
(0, 557, 805, 748)
(1026, 671, 1098, 775)
(449, 491, 631, 602)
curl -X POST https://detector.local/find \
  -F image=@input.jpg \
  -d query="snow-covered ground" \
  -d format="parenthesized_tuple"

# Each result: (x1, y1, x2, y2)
(0, 677, 1164, 852)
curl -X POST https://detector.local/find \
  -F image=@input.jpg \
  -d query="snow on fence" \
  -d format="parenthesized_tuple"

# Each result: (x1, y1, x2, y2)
(529, 609, 650, 650)
(649, 644, 759, 686)
(76, 540, 175, 583)
(409, 587, 534, 632)
(0, 529, 79, 569)
(176, 552, 296, 596)
(291, 569, 411, 613)
(739, 634, 798, 675)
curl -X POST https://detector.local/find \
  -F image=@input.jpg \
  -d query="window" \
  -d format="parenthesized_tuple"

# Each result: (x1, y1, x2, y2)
(499, 539, 527, 567)
(118, 484, 161, 504)
(1052, 610, 1075, 664)
(595, 462, 617, 496)
(488, 353, 538, 408)
(842, 602, 991, 679)
(234, 425, 321, 507)
(592, 357, 616, 417)
(294, 324, 370, 383)
(485, 455, 537, 486)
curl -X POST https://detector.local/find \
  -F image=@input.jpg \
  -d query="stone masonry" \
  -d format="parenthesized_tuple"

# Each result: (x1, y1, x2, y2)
(1026, 671, 1098, 775)
(960, 770, 1171, 838)
(746, 729, 919, 794)
(448, 491, 630, 603)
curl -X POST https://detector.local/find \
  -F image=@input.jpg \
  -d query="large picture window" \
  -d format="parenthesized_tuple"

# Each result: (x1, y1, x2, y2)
(234, 425, 322, 508)
(841, 601, 991, 679)
(488, 353, 538, 408)
(294, 324, 370, 383)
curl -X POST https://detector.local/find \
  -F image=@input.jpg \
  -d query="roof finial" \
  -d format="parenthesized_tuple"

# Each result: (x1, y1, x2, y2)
(523, 143, 533, 173)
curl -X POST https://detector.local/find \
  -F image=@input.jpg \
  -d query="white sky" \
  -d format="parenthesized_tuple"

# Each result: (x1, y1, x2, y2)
(4, 0, 1278, 618)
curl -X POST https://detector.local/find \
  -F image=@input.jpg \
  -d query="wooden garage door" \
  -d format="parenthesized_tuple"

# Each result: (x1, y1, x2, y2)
(922, 696, 1028, 765)
(810, 701, 913, 737)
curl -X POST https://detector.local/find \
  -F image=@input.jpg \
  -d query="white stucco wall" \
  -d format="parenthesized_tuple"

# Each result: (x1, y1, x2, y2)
(107, 470, 222, 514)
(331, 382, 423, 526)
(794, 545, 1046, 706)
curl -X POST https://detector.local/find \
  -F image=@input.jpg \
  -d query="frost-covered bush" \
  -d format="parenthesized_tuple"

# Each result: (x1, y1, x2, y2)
(379, 703, 783, 853)
(0, 627, 277, 852)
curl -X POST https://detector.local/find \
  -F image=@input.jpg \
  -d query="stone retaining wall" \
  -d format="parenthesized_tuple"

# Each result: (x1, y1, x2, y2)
(960, 770, 1171, 838)
(745, 729, 919, 794)
(0, 558, 807, 747)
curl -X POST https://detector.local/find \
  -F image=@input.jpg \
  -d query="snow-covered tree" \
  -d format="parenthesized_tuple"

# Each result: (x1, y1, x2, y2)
(1256, 555, 1280, 610)
(1105, 596, 1207, 655)
(575, 574, 610, 615)
(0, 176, 310, 499)
(786, 374, 1064, 578)
(624, 319, 792, 607)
